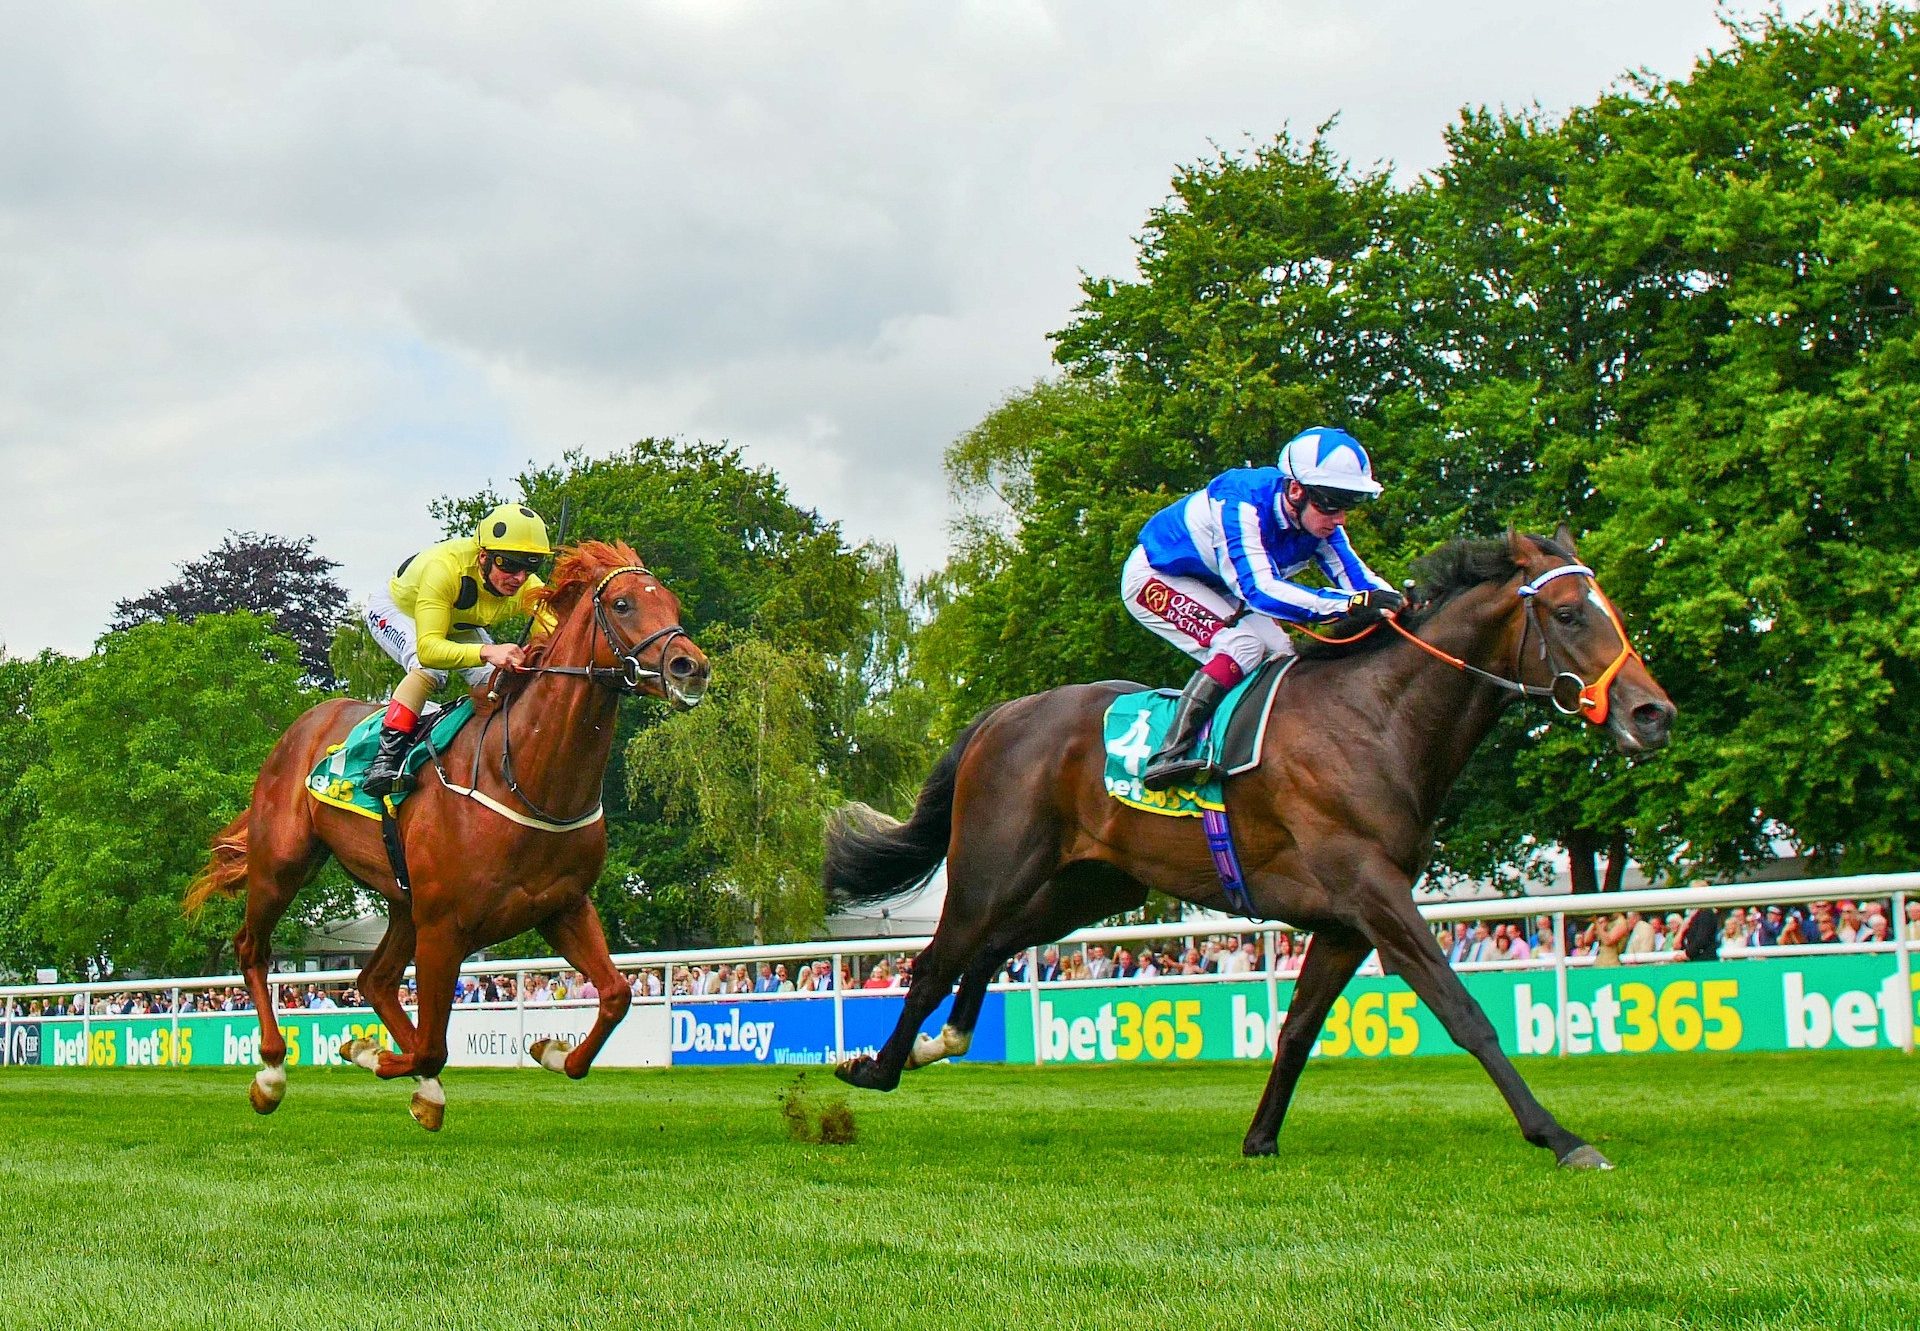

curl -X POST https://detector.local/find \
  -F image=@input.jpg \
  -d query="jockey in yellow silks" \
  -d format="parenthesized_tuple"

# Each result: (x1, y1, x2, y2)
(360, 502, 557, 796)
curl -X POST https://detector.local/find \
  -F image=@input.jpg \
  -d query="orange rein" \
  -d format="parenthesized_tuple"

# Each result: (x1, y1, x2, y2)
(1292, 565, 1644, 727)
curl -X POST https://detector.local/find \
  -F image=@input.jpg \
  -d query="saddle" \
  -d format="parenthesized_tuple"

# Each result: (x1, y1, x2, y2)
(305, 700, 476, 822)
(1101, 656, 1295, 817)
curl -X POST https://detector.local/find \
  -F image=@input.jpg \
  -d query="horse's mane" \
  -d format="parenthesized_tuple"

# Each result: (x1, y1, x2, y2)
(1293, 532, 1571, 661)
(528, 539, 646, 627)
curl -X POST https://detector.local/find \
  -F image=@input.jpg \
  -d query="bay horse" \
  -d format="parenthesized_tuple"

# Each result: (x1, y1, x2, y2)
(826, 527, 1675, 1168)
(185, 540, 708, 1130)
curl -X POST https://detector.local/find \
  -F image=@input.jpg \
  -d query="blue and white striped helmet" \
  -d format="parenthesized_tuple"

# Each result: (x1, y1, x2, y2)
(1277, 427, 1383, 499)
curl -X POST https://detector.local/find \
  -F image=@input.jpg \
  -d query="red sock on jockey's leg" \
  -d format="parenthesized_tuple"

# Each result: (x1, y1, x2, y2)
(1200, 654, 1245, 689)
(382, 700, 419, 733)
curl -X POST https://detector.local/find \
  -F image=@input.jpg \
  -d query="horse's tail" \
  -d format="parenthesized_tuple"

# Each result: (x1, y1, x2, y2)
(183, 811, 250, 917)
(823, 707, 1002, 906)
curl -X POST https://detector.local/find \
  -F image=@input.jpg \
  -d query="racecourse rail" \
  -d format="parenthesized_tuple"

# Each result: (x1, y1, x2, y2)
(2, 874, 1914, 1071)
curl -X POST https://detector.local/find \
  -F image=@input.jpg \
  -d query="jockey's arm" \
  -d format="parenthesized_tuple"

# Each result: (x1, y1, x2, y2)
(409, 567, 488, 672)
(1220, 501, 1355, 623)
(1315, 527, 1395, 606)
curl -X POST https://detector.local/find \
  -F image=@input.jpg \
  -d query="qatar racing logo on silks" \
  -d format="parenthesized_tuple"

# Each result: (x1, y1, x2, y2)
(1134, 578, 1224, 648)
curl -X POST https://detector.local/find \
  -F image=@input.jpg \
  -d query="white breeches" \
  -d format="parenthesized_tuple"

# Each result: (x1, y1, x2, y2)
(1120, 546, 1294, 675)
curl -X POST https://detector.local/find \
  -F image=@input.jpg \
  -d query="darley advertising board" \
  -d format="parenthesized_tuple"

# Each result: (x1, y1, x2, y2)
(667, 992, 1007, 1066)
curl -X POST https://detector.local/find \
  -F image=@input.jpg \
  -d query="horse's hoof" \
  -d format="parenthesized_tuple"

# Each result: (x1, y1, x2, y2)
(339, 1037, 382, 1073)
(248, 1065, 286, 1115)
(529, 1038, 573, 1074)
(410, 1079, 445, 1132)
(833, 1056, 896, 1092)
(1558, 1144, 1613, 1171)
(1242, 1137, 1277, 1158)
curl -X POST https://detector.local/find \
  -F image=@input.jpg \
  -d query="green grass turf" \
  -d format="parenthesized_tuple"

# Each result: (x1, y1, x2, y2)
(0, 1053, 1913, 1330)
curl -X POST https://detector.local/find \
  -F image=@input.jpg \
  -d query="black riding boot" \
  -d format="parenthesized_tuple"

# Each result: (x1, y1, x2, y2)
(1142, 669, 1231, 792)
(360, 720, 416, 798)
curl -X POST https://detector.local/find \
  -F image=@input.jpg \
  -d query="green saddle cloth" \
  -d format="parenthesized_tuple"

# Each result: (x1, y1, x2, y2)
(1101, 669, 1270, 818)
(305, 700, 476, 821)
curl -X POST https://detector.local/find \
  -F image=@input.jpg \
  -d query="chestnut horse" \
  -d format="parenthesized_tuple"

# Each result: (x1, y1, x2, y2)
(826, 528, 1675, 1168)
(185, 540, 708, 1129)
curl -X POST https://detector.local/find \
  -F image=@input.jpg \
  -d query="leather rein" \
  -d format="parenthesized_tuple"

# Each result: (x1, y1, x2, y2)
(1300, 562, 1643, 726)
(443, 565, 689, 830)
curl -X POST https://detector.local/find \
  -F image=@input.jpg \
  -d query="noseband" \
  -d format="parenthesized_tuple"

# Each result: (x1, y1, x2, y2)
(1511, 564, 1642, 725)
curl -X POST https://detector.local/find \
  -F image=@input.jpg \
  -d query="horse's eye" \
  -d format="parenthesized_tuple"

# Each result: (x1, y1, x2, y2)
(614, 599, 631, 614)
(1554, 607, 1579, 627)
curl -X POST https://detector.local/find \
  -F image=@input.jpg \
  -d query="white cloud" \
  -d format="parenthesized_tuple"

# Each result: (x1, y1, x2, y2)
(0, 0, 1815, 656)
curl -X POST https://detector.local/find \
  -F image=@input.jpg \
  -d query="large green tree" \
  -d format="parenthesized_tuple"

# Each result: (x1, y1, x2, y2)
(11, 614, 337, 977)
(626, 633, 838, 943)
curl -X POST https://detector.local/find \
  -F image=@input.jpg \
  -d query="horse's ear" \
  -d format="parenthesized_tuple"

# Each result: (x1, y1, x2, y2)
(1505, 527, 1532, 566)
(1554, 522, 1581, 559)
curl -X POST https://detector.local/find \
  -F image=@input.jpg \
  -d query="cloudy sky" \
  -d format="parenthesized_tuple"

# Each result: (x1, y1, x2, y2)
(1, 1, 1814, 657)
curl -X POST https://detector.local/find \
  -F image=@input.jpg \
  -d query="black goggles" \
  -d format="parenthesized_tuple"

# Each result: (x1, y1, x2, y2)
(488, 552, 544, 575)
(1302, 486, 1373, 516)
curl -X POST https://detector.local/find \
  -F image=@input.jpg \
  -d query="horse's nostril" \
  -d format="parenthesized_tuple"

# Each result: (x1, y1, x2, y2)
(669, 657, 695, 678)
(1633, 702, 1673, 733)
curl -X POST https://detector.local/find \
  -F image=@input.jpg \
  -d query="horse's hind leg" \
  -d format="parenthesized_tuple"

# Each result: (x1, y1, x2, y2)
(1241, 923, 1370, 1156)
(528, 896, 631, 1079)
(235, 820, 327, 1114)
(837, 833, 1063, 1092)
(911, 865, 1145, 1071)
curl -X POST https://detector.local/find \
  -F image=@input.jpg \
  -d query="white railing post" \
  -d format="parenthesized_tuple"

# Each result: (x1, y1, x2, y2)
(169, 986, 181, 1067)
(2, 994, 12, 1067)
(1895, 890, 1914, 1055)
(1028, 946, 1043, 1067)
(81, 990, 92, 1066)
(1552, 911, 1570, 1058)
(515, 968, 527, 1068)
(831, 952, 846, 1060)
(1264, 925, 1281, 1036)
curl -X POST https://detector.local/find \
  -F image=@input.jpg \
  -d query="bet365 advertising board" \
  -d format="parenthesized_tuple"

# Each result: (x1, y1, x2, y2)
(998, 953, 1915, 1062)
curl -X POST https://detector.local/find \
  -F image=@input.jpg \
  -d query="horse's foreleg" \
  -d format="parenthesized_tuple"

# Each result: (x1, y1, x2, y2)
(377, 931, 463, 1132)
(1361, 895, 1606, 1169)
(531, 897, 631, 1079)
(1241, 923, 1370, 1157)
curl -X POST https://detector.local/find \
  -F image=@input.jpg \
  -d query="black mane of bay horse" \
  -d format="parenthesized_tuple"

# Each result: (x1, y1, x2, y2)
(824, 527, 1676, 1168)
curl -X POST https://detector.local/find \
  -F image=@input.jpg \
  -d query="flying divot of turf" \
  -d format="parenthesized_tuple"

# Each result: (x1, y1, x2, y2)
(779, 1071, 858, 1145)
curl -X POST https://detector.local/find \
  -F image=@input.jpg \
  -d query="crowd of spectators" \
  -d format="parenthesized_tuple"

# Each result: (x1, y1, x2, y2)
(8, 896, 1915, 1018)
(1432, 895, 1916, 968)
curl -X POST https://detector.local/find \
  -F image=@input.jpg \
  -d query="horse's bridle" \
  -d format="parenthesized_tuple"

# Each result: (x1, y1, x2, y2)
(1320, 562, 1643, 727)
(516, 565, 694, 702)
(455, 565, 695, 828)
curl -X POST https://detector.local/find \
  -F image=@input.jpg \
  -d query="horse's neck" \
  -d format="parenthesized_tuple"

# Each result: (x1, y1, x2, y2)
(1358, 585, 1525, 820)
(497, 614, 622, 812)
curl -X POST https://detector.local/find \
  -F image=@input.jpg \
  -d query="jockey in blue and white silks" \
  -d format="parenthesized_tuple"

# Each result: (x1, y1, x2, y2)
(1121, 426, 1405, 791)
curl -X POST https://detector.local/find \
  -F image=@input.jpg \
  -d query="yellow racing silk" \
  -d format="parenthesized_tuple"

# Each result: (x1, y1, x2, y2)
(388, 536, 556, 671)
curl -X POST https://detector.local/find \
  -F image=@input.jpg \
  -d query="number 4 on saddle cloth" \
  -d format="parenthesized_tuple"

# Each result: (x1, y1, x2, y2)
(305, 701, 476, 821)
(1102, 656, 1296, 915)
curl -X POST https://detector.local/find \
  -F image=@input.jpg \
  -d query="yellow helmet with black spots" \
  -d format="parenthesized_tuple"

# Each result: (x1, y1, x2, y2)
(475, 503, 552, 557)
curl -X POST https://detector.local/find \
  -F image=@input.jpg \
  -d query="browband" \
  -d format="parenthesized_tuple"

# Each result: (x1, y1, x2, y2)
(1516, 564, 1595, 597)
